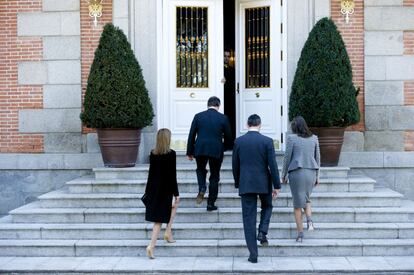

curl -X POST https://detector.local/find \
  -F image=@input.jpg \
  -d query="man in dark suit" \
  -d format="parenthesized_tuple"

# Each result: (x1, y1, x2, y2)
(232, 114, 281, 263)
(187, 96, 233, 211)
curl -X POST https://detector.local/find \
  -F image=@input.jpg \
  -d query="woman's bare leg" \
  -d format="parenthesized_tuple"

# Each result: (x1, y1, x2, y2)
(150, 222, 162, 248)
(304, 203, 312, 219)
(165, 205, 178, 239)
(294, 208, 303, 233)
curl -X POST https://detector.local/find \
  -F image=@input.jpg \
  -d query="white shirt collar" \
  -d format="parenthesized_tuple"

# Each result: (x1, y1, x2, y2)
(248, 128, 260, 132)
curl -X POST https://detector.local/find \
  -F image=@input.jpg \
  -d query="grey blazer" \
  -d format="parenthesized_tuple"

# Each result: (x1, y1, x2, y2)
(281, 134, 321, 180)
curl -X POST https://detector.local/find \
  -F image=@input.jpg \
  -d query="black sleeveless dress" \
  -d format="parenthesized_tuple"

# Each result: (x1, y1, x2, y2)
(144, 150, 179, 223)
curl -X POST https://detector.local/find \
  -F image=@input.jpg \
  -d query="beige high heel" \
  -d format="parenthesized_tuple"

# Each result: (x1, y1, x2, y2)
(164, 233, 176, 243)
(146, 245, 155, 259)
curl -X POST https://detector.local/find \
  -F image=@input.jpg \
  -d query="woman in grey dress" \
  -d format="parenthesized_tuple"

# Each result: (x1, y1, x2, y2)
(281, 116, 320, 242)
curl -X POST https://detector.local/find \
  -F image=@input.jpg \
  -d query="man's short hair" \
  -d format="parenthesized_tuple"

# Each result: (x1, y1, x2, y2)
(247, 114, 261, 127)
(207, 96, 221, 107)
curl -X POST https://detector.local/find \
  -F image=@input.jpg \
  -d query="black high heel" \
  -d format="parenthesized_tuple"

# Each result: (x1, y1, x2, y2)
(296, 231, 304, 242)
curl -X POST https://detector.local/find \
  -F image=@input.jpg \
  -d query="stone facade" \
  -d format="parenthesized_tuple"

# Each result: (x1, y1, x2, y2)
(14, 0, 81, 153)
(365, 0, 414, 152)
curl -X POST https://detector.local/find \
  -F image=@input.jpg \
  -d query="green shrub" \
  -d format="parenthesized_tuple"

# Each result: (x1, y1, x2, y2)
(288, 17, 360, 127)
(81, 23, 154, 129)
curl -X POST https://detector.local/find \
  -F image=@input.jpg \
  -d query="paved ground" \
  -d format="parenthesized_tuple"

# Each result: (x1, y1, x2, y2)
(1, 256, 414, 274)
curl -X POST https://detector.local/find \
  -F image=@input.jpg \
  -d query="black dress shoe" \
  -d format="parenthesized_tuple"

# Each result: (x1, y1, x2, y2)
(248, 257, 258, 263)
(206, 204, 218, 211)
(257, 232, 269, 246)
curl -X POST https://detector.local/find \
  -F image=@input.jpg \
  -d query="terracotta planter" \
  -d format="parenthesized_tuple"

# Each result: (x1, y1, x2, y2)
(310, 127, 345, 167)
(97, 128, 141, 168)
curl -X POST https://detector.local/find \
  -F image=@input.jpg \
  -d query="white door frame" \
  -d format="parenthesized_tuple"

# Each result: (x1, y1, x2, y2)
(235, 0, 287, 150)
(157, 0, 224, 150)
(156, 0, 287, 150)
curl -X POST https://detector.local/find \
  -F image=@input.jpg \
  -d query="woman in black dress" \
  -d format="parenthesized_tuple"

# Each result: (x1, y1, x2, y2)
(144, 128, 180, 259)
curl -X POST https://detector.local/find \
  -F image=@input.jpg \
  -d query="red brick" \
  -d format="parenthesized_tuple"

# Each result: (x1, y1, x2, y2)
(405, 81, 414, 105)
(404, 0, 414, 6)
(404, 31, 414, 55)
(0, 0, 44, 153)
(331, 0, 365, 131)
(81, 0, 113, 134)
(405, 131, 414, 151)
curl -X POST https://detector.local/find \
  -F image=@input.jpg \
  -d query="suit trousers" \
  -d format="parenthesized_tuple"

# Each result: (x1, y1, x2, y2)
(195, 155, 223, 205)
(241, 193, 273, 259)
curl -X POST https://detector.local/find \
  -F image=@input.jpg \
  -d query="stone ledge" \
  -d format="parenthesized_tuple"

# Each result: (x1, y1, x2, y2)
(339, 152, 384, 168)
(384, 152, 414, 168)
(1, 152, 414, 170)
(0, 154, 102, 170)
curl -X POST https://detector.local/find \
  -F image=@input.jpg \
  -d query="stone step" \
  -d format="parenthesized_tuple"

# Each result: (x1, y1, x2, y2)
(175, 151, 285, 164)
(93, 166, 350, 180)
(36, 188, 402, 208)
(1, 256, 413, 274)
(0, 239, 413, 257)
(1, 222, 413, 240)
(67, 176, 375, 194)
(10, 202, 414, 224)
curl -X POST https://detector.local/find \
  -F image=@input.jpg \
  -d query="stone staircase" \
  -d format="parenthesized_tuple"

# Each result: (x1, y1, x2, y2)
(1, 152, 414, 273)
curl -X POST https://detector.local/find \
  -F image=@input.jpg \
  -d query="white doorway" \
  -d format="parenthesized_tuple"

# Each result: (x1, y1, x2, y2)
(159, 0, 224, 150)
(235, 0, 287, 150)
(157, 0, 287, 150)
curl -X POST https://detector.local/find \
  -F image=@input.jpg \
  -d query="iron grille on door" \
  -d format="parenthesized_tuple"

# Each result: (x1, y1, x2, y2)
(245, 7, 270, 88)
(176, 7, 208, 88)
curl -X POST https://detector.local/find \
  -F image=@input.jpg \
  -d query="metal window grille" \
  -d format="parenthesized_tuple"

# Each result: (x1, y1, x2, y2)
(176, 7, 208, 88)
(245, 7, 270, 88)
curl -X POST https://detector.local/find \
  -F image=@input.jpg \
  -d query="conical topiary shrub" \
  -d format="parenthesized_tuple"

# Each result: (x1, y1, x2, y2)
(288, 17, 360, 127)
(80, 23, 154, 167)
(81, 23, 154, 129)
(288, 18, 360, 166)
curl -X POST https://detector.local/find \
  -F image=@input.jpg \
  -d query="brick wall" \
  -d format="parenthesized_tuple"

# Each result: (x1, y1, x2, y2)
(331, 0, 365, 132)
(404, 0, 414, 151)
(405, 131, 414, 151)
(404, 31, 414, 55)
(404, 78, 414, 151)
(80, 0, 113, 134)
(404, 0, 414, 6)
(0, 1, 44, 153)
(405, 82, 414, 106)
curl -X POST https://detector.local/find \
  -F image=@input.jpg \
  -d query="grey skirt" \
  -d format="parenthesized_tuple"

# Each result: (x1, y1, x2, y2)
(288, 168, 317, 208)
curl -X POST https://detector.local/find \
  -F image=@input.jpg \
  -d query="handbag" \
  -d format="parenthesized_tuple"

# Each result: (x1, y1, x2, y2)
(141, 193, 149, 207)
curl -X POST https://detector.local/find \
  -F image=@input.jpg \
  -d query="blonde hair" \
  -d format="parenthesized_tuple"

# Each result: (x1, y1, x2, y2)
(152, 128, 172, 155)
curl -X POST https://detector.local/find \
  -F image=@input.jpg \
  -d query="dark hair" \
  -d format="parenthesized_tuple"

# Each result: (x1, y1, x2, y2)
(247, 114, 261, 127)
(207, 96, 221, 107)
(291, 116, 313, 138)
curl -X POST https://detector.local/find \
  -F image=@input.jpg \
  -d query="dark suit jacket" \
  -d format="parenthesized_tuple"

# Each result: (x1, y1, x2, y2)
(232, 131, 281, 195)
(186, 108, 233, 159)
